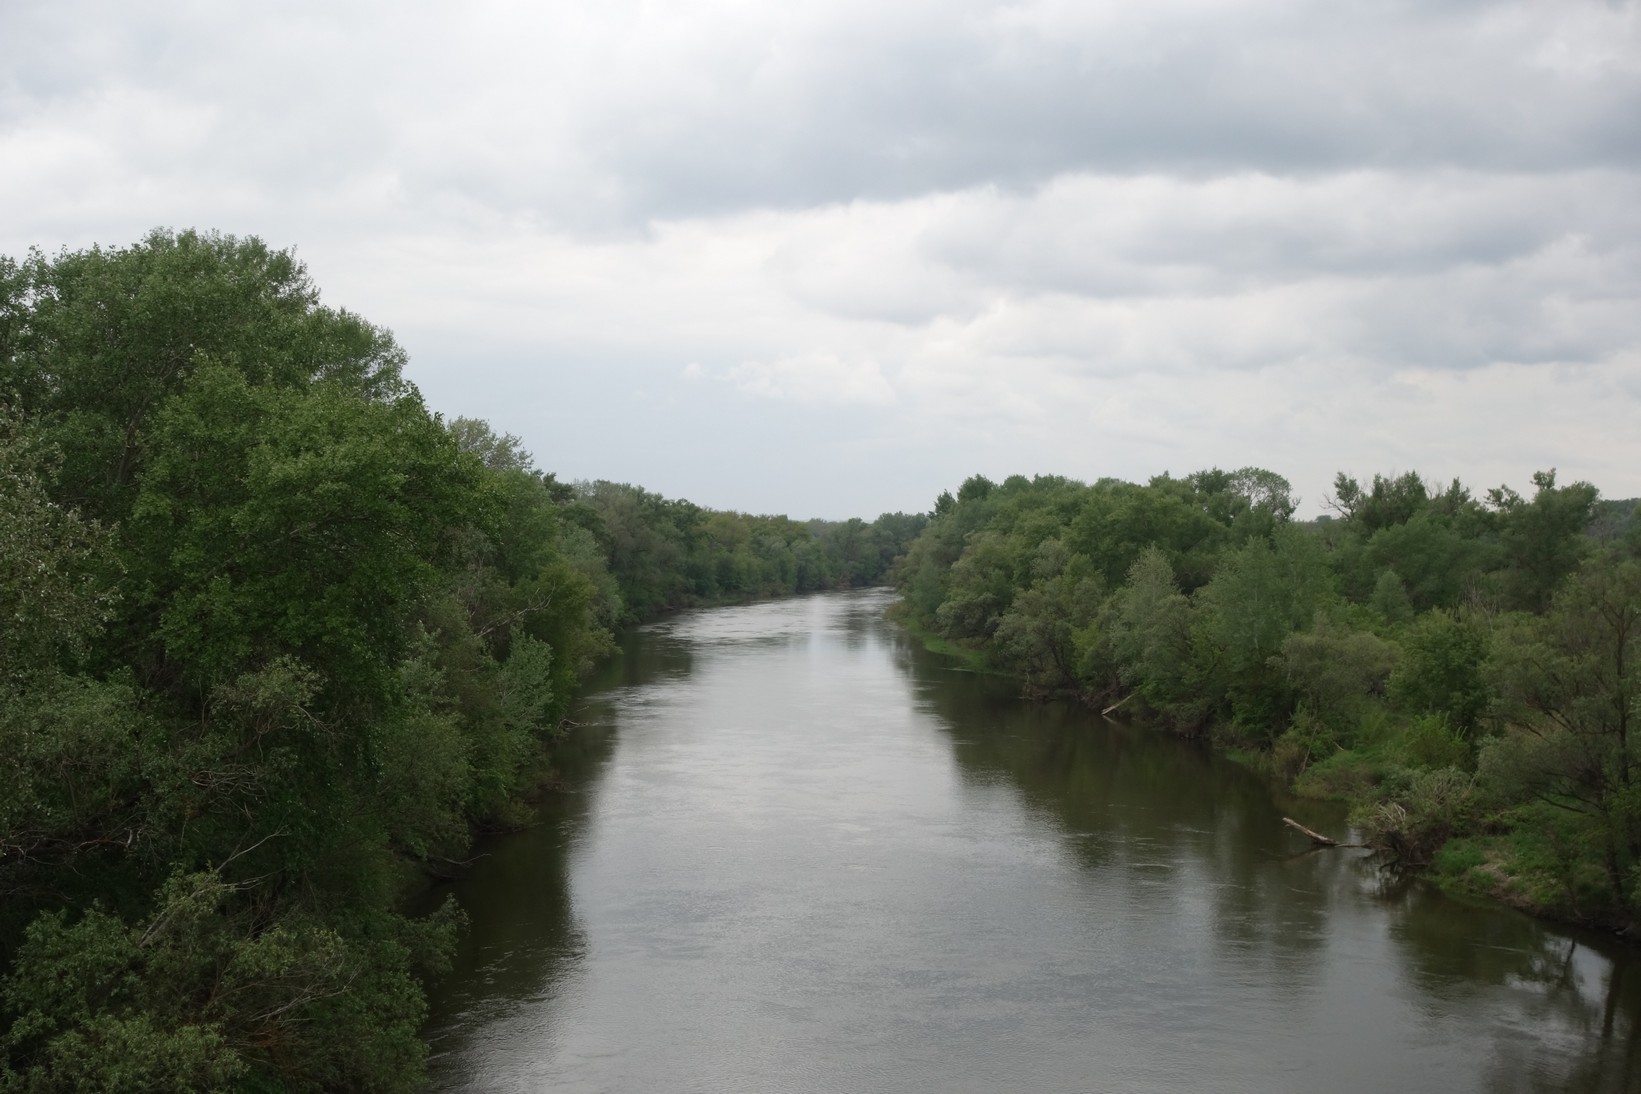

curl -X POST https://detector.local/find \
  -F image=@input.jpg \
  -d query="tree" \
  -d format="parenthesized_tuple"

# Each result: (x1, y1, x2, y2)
(1369, 569, 1415, 626)
(129, 364, 486, 703)
(447, 416, 534, 473)
(1390, 609, 1490, 735)
(1, 229, 405, 523)
(1365, 510, 1491, 611)
(935, 531, 1020, 639)
(1281, 614, 1396, 735)
(0, 408, 115, 679)
(1108, 547, 1202, 729)
(1192, 526, 1333, 734)
(1488, 469, 1600, 612)
(1327, 470, 1429, 533)
(991, 544, 1105, 695)
(1068, 477, 1225, 591)
(1227, 466, 1298, 522)
(1482, 553, 1641, 913)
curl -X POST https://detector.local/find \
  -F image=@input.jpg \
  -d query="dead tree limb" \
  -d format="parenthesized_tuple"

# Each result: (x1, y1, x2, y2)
(1282, 816, 1338, 847)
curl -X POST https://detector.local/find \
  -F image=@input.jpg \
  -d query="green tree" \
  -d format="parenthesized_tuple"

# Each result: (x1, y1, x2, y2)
(1488, 469, 1600, 612)
(1365, 510, 1490, 611)
(1482, 553, 1641, 913)
(128, 364, 485, 703)
(1, 229, 404, 523)
(992, 544, 1105, 695)
(1369, 569, 1415, 626)
(0, 409, 115, 679)
(1192, 527, 1333, 735)
(935, 531, 1019, 639)
(1281, 614, 1396, 735)
(1069, 477, 1224, 591)
(1108, 547, 1203, 729)
(1327, 470, 1429, 533)
(1390, 609, 1490, 735)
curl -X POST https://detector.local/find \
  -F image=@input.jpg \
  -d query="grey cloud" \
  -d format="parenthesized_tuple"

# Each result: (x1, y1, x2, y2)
(9, 0, 1638, 231)
(738, 170, 1641, 377)
(573, 0, 1641, 222)
(918, 172, 1641, 295)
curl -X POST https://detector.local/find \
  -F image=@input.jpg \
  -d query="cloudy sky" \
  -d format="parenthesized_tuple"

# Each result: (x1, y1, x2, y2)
(4, 0, 1639, 518)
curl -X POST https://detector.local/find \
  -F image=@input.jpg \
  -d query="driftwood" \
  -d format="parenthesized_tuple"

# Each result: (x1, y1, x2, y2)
(1100, 694, 1133, 716)
(1282, 816, 1339, 847)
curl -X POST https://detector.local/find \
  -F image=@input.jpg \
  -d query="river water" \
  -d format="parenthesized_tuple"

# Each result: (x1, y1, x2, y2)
(424, 589, 1640, 1093)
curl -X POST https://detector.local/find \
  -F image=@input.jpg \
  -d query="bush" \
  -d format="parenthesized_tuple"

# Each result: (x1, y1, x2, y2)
(1271, 709, 1336, 781)
(1353, 766, 1475, 865)
(1293, 749, 1391, 800)
(1399, 713, 1470, 770)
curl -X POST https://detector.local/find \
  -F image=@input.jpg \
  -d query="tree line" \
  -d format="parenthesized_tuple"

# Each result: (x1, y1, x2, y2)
(0, 230, 922, 1092)
(892, 467, 1641, 935)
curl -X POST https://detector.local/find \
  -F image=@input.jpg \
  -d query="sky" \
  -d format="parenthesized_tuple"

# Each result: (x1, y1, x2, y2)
(3, 0, 1639, 520)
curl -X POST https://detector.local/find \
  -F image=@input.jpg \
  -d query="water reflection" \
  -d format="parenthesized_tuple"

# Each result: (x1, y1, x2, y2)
(583, 623, 695, 691)
(1368, 874, 1641, 1093)
(911, 647, 1342, 976)
(423, 715, 615, 1084)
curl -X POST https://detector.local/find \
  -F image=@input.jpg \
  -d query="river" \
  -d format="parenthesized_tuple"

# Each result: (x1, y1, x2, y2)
(423, 588, 1640, 1093)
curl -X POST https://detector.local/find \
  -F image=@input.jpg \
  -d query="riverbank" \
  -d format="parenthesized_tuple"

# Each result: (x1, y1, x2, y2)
(891, 596, 1641, 943)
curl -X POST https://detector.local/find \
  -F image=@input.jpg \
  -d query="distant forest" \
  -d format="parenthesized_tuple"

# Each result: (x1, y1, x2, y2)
(2, 229, 1638, 1091)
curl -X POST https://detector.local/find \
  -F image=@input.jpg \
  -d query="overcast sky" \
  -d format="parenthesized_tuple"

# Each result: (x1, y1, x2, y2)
(4, 0, 1639, 519)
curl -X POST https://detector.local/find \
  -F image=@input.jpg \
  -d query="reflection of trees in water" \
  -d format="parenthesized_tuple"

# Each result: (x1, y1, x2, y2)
(900, 635, 1336, 979)
(421, 717, 618, 1072)
(1368, 871, 1641, 1094)
(831, 587, 898, 652)
(1472, 954, 1641, 1094)
(584, 628, 696, 692)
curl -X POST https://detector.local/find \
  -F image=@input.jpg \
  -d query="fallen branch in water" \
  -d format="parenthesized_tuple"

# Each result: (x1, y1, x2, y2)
(1283, 816, 1339, 847)
(1101, 694, 1133, 716)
